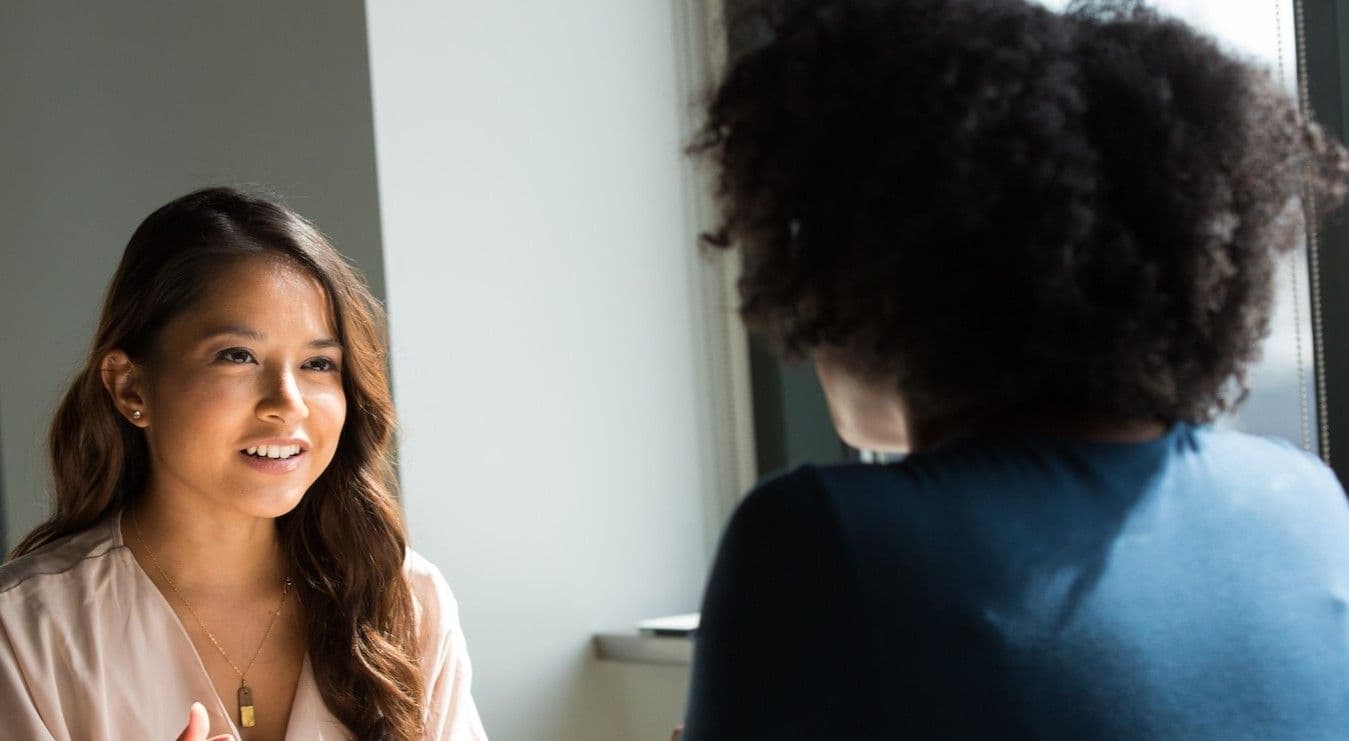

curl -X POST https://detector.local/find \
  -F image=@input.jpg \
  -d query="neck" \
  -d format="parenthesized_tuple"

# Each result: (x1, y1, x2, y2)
(122, 491, 288, 595)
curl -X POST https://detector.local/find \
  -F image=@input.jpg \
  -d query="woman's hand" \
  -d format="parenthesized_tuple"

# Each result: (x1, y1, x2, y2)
(175, 702, 235, 741)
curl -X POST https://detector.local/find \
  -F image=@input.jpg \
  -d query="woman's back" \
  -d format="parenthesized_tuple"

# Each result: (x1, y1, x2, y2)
(684, 426, 1349, 739)
(682, 0, 1349, 735)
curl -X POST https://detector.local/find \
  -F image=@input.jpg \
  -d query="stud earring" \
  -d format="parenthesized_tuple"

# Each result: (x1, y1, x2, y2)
(132, 410, 142, 420)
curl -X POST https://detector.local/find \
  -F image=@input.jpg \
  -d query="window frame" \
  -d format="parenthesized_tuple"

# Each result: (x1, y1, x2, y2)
(1301, 0, 1349, 478)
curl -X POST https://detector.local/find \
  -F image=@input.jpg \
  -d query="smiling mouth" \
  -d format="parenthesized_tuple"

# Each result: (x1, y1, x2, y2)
(241, 444, 305, 460)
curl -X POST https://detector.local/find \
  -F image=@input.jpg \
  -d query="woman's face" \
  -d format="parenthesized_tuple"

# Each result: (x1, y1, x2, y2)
(134, 255, 347, 520)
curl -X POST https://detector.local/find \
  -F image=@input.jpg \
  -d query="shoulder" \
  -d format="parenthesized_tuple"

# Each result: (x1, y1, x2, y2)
(729, 464, 853, 531)
(730, 462, 921, 548)
(707, 465, 863, 610)
(715, 466, 846, 570)
(705, 465, 867, 619)
(402, 547, 463, 654)
(1185, 426, 1343, 498)
(403, 547, 456, 607)
(0, 518, 126, 672)
(0, 518, 122, 608)
(686, 466, 874, 738)
(1184, 426, 1349, 528)
(721, 461, 912, 559)
(731, 465, 823, 520)
(1190, 425, 1330, 470)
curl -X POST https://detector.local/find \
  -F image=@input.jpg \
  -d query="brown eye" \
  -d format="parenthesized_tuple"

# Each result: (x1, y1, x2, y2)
(303, 357, 339, 372)
(216, 348, 256, 365)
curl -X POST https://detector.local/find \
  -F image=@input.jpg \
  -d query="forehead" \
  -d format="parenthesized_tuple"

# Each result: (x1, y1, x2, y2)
(172, 255, 338, 337)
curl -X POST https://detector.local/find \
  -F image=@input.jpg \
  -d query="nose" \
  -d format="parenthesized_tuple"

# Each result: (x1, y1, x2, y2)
(256, 366, 309, 425)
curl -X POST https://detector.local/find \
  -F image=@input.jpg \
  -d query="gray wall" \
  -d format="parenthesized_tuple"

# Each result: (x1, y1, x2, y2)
(0, 0, 385, 550)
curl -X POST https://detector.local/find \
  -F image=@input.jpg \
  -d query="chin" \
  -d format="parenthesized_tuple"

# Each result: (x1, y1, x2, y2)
(230, 485, 310, 520)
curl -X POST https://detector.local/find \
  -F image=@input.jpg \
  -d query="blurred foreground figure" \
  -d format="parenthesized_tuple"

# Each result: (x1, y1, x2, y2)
(682, 0, 1349, 738)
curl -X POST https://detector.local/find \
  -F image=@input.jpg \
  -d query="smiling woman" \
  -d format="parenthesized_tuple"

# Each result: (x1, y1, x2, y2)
(105, 256, 348, 526)
(0, 188, 486, 741)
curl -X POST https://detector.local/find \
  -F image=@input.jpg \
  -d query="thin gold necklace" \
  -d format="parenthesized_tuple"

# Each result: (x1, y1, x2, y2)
(131, 511, 293, 730)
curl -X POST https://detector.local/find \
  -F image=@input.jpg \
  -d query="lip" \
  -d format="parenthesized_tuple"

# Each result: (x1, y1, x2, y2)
(239, 449, 305, 474)
(238, 437, 310, 475)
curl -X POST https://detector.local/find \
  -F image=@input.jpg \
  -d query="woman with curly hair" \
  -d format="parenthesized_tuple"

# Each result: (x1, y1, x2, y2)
(682, 0, 1349, 738)
(0, 188, 486, 740)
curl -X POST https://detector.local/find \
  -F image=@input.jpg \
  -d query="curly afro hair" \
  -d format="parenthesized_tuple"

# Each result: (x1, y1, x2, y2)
(692, 0, 1349, 428)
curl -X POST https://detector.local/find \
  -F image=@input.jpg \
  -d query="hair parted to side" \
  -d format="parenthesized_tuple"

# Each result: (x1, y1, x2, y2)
(693, 0, 1349, 428)
(8, 187, 424, 740)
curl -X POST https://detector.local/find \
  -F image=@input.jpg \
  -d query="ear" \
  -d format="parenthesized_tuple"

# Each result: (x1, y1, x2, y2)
(99, 350, 149, 428)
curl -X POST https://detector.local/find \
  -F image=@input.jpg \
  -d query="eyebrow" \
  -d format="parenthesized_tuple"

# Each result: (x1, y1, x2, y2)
(199, 324, 343, 350)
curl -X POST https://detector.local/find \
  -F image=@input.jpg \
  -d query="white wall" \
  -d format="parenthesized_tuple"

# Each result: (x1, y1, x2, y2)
(365, 1, 716, 738)
(0, 1, 386, 550)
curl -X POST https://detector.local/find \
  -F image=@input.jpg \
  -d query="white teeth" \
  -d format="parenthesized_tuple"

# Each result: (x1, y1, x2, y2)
(244, 444, 302, 459)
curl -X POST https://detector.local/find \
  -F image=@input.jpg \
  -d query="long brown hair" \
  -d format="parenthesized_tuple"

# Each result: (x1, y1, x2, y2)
(8, 187, 424, 739)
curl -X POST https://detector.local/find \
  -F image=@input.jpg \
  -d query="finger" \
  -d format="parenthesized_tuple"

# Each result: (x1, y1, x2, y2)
(175, 702, 209, 741)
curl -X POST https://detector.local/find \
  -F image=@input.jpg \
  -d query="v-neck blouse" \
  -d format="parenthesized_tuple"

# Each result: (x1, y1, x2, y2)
(0, 512, 488, 740)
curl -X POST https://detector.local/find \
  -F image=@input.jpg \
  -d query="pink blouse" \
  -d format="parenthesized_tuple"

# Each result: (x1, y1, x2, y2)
(0, 511, 487, 740)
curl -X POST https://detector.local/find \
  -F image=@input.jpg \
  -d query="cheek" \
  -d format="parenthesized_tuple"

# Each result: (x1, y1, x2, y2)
(151, 374, 254, 437)
(140, 378, 251, 481)
(308, 386, 348, 442)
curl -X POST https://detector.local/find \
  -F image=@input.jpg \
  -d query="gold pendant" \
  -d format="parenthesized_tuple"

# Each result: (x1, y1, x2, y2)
(238, 684, 256, 728)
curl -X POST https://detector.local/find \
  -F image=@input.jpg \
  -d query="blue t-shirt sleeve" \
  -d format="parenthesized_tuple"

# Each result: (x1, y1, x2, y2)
(681, 467, 868, 741)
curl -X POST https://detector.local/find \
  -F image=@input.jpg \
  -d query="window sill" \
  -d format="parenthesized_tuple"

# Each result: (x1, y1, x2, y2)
(593, 633, 692, 666)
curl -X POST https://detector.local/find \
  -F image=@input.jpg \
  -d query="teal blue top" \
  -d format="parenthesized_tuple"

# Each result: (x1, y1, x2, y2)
(683, 424, 1349, 739)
